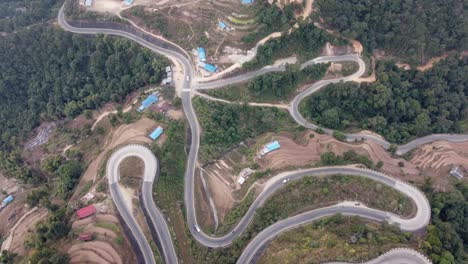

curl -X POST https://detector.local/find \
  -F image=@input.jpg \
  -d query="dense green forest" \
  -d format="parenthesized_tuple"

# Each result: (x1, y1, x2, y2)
(244, 21, 340, 69)
(315, 0, 467, 65)
(422, 181, 467, 263)
(193, 98, 298, 162)
(205, 63, 329, 102)
(302, 56, 467, 143)
(0, 26, 168, 182)
(0, 0, 62, 33)
(241, 0, 302, 44)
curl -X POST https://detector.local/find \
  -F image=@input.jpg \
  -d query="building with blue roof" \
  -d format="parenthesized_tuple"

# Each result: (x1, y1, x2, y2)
(149, 127, 164, 140)
(123, 0, 134, 5)
(197, 47, 206, 62)
(203, 63, 217, 73)
(218, 21, 227, 30)
(241, 0, 254, 4)
(138, 94, 158, 112)
(261, 140, 280, 155)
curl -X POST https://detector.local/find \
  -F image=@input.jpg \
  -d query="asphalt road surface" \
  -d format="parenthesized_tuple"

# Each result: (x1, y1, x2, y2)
(58, 5, 440, 264)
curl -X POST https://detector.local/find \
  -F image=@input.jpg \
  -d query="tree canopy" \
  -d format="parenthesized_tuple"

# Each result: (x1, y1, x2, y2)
(302, 56, 467, 143)
(315, 0, 467, 65)
(0, 0, 62, 33)
(0, 26, 168, 182)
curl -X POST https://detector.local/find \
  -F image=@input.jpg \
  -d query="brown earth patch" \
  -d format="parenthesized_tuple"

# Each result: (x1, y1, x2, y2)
(7, 207, 48, 255)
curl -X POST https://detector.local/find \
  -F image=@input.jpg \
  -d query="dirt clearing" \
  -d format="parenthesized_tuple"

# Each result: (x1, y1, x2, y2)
(70, 117, 157, 202)
(4, 207, 48, 255)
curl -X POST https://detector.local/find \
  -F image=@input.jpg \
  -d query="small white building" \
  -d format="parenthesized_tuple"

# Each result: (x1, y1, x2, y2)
(450, 166, 464, 179)
(81, 192, 95, 203)
(237, 176, 246, 185)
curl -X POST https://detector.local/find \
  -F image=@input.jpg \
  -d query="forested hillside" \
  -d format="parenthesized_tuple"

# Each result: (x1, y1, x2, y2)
(302, 56, 468, 143)
(0, 0, 63, 33)
(0, 26, 167, 182)
(315, 0, 467, 64)
(422, 181, 467, 263)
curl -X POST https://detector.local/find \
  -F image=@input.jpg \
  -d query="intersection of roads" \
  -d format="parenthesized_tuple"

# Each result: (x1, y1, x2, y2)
(57, 5, 466, 263)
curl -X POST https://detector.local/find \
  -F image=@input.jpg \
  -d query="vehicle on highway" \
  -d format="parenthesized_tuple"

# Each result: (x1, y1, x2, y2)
(282, 178, 291, 184)
(355, 202, 361, 206)
(186, 75, 190, 81)
(194, 224, 201, 232)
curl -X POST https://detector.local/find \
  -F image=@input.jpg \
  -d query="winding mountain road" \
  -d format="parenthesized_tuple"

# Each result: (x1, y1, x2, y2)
(56, 5, 456, 263)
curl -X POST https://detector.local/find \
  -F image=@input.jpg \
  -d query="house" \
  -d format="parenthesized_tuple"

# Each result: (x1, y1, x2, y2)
(157, 103, 171, 113)
(197, 47, 207, 62)
(138, 94, 159, 112)
(239, 168, 254, 178)
(203, 63, 217, 73)
(81, 192, 95, 203)
(85, 0, 93, 7)
(149, 127, 164, 141)
(76, 205, 96, 219)
(165, 66, 172, 73)
(237, 176, 246, 185)
(241, 0, 255, 3)
(78, 233, 93, 241)
(261, 141, 280, 155)
(450, 166, 464, 179)
(123, 0, 134, 5)
(218, 21, 228, 30)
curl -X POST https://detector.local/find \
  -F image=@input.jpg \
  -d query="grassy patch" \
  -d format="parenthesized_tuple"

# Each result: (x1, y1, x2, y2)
(259, 216, 416, 263)
(228, 16, 255, 25)
(217, 192, 255, 235)
(79, 181, 93, 196)
(95, 222, 120, 233)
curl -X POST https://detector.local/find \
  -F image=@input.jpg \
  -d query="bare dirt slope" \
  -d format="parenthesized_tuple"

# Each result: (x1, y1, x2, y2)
(7, 208, 48, 255)
(70, 118, 156, 202)
(202, 131, 468, 225)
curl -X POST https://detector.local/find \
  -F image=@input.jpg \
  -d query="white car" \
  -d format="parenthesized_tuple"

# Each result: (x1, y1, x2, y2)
(194, 224, 201, 232)
(186, 75, 190, 81)
(282, 178, 291, 184)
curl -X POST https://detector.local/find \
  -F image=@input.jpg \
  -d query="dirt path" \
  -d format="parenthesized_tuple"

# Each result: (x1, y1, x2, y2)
(91, 103, 134, 131)
(416, 53, 449, 72)
(356, 58, 376, 83)
(70, 118, 156, 203)
(194, 91, 290, 109)
(3, 207, 48, 255)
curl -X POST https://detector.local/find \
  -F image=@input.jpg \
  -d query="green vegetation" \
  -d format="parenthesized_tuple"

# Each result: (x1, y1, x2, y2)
(241, 0, 301, 43)
(217, 174, 412, 236)
(0, 0, 62, 33)
(150, 120, 186, 204)
(95, 222, 120, 233)
(0, 26, 167, 183)
(193, 97, 298, 162)
(302, 57, 467, 143)
(422, 181, 467, 263)
(259, 215, 415, 263)
(315, 0, 467, 65)
(228, 16, 255, 25)
(0, 251, 17, 264)
(243, 22, 341, 69)
(25, 207, 71, 264)
(122, 6, 169, 36)
(204, 63, 329, 102)
(319, 151, 374, 169)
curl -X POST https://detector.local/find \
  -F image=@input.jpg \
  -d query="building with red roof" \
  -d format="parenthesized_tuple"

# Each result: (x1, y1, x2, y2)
(78, 233, 93, 241)
(76, 205, 96, 219)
